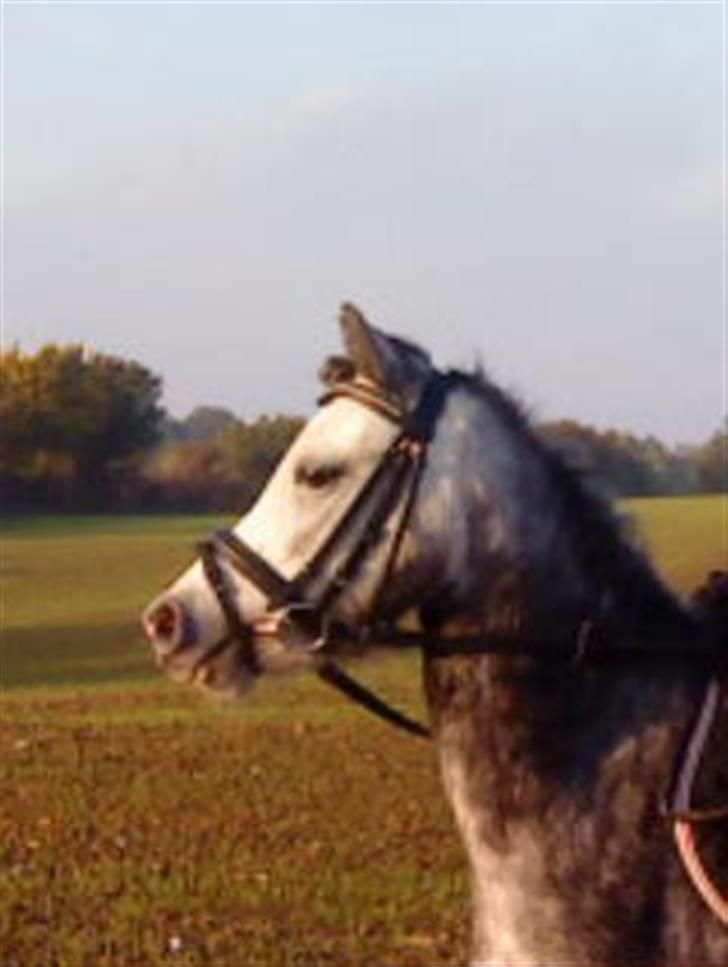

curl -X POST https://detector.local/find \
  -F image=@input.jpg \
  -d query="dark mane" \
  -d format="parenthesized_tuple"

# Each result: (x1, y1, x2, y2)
(452, 366, 696, 638)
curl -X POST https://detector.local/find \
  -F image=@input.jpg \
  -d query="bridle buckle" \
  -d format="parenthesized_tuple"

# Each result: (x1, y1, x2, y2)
(258, 603, 329, 653)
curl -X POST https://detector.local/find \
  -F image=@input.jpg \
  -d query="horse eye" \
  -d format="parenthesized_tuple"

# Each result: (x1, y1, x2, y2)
(294, 462, 345, 489)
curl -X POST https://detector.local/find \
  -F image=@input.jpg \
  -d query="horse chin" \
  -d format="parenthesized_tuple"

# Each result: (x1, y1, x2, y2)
(256, 638, 320, 675)
(158, 641, 257, 700)
(158, 635, 317, 701)
(193, 647, 257, 700)
(194, 660, 256, 700)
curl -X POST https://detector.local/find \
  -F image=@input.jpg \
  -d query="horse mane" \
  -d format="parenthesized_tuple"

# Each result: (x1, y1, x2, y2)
(447, 364, 697, 636)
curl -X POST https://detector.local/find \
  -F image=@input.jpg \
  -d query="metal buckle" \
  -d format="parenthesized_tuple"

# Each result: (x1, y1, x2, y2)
(256, 603, 329, 653)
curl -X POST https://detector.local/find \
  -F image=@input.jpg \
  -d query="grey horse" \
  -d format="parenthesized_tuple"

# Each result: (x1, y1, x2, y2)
(144, 306, 726, 966)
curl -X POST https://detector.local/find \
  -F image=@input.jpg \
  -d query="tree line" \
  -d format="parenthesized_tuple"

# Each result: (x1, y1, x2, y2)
(1, 344, 725, 513)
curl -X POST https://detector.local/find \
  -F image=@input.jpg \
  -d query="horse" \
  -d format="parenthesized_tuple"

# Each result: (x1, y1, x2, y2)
(143, 304, 726, 966)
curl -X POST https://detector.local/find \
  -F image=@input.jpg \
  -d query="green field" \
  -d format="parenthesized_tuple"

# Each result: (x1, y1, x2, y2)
(1, 497, 726, 966)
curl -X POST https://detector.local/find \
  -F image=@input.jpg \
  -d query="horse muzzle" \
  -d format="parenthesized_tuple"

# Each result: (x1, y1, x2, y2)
(143, 592, 327, 682)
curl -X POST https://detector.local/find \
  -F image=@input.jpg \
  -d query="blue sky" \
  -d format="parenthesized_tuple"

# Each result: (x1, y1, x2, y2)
(3, 1, 724, 443)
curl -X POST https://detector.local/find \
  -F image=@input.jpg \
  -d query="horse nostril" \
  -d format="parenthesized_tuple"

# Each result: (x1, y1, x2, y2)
(143, 599, 186, 652)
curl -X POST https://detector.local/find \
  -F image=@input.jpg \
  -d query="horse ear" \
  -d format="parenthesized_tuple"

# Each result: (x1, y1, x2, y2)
(338, 302, 432, 407)
(339, 303, 388, 386)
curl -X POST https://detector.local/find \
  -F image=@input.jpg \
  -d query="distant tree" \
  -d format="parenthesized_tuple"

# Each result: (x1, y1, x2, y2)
(142, 440, 240, 511)
(165, 405, 238, 443)
(662, 445, 700, 495)
(218, 415, 304, 510)
(1, 344, 163, 508)
(695, 425, 727, 493)
(140, 413, 304, 513)
(539, 420, 687, 497)
(77, 352, 164, 494)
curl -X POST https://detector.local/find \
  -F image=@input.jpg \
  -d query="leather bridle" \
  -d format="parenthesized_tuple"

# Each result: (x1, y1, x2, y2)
(196, 371, 458, 738)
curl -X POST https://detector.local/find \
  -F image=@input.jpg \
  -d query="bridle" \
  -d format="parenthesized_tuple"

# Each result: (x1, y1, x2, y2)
(196, 370, 458, 737)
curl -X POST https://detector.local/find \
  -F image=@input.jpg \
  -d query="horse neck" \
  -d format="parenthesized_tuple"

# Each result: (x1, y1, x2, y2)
(422, 646, 706, 965)
(413, 384, 715, 964)
(418, 380, 703, 825)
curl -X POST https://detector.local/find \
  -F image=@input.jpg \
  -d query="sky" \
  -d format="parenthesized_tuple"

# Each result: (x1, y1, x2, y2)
(2, 1, 724, 444)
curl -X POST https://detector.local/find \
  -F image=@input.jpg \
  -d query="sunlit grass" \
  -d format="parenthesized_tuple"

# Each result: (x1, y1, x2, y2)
(1, 515, 224, 689)
(1, 670, 464, 965)
(625, 494, 727, 592)
(0, 497, 725, 965)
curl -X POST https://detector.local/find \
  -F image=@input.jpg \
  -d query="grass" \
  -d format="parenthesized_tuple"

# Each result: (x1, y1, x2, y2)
(1, 514, 226, 690)
(1, 685, 463, 966)
(626, 494, 727, 591)
(1, 496, 726, 965)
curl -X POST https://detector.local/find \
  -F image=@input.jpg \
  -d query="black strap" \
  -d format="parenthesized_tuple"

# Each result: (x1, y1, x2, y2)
(286, 372, 458, 619)
(321, 621, 728, 666)
(316, 659, 431, 740)
(214, 529, 295, 607)
(313, 446, 419, 616)
(404, 370, 459, 443)
(311, 618, 727, 742)
(197, 539, 262, 676)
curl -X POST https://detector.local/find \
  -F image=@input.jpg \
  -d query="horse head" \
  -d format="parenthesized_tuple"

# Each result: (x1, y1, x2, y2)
(142, 304, 463, 698)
